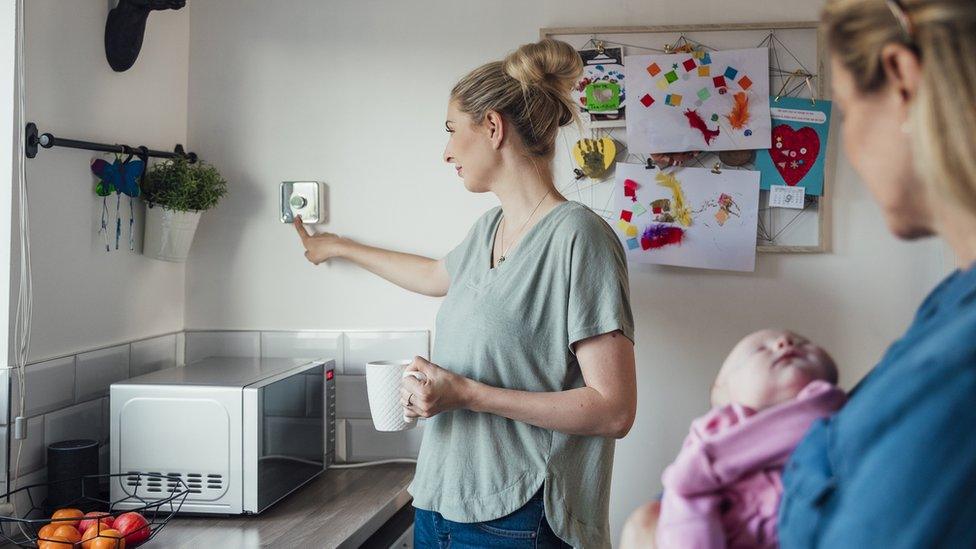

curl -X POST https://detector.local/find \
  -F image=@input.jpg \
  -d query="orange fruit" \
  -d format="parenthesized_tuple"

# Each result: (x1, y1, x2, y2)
(37, 523, 59, 539)
(81, 524, 105, 549)
(52, 524, 81, 543)
(37, 534, 73, 549)
(89, 529, 126, 549)
(51, 508, 84, 527)
(83, 527, 125, 549)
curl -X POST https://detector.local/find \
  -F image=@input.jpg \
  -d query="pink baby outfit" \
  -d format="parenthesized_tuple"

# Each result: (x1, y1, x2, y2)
(657, 380, 846, 549)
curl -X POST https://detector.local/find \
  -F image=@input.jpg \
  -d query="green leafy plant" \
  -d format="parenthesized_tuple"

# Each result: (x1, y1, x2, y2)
(141, 157, 228, 212)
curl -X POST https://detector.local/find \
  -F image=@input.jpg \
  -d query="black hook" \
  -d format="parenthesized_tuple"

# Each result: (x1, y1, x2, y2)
(135, 145, 150, 186)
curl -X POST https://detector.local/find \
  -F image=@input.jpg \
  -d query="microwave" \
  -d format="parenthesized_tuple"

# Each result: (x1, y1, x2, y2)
(110, 356, 336, 515)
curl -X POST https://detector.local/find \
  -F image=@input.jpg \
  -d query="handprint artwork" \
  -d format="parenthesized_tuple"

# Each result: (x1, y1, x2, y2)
(572, 138, 617, 180)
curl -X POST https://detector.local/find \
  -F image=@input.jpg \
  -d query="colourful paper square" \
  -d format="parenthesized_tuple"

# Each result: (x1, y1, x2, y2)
(697, 88, 711, 101)
(656, 78, 669, 91)
(620, 209, 633, 222)
(724, 66, 739, 80)
(698, 66, 710, 77)
(701, 52, 712, 65)
(713, 75, 727, 88)
(626, 224, 638, 237)
(617, 219, 631, 232)
(665, 70, 678, 83)
(639, 93, 655, 107)
(641, 237, 652, 250)
(627, 237, 639, 250)
(738, 75, 753, 90)
(624, 178, 640, 191)
(665, 94, 683, 107)
(682, 58, 697, 72)
(647, 63, 661, 76)
(632, 203, 647, 216)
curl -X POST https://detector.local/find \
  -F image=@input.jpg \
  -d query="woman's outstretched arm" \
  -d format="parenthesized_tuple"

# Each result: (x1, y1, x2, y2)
(293, 217, 450, 297)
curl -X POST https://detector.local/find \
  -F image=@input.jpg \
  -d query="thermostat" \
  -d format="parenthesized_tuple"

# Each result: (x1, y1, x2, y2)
(281, 181, 328, 223)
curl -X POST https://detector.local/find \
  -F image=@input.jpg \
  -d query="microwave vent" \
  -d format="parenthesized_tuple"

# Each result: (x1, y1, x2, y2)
(124, 471, 224, 496)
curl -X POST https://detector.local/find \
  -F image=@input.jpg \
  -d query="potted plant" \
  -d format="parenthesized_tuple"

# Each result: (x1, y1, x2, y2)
(141, 157, 227, 262)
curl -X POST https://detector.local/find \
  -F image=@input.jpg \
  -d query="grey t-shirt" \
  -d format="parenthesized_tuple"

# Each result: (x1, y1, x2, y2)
(408, 201, 635, 548)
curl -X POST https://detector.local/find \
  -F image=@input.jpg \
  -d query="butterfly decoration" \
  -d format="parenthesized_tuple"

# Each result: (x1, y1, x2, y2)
(91, 152, 146, 251)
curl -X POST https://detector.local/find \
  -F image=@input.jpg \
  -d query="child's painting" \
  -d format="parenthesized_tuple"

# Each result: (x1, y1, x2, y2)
(754, 96, 832, 196)
(624, 48, 772, 154)
(576, 48, 626, 125)
(613, 163, 760, 272)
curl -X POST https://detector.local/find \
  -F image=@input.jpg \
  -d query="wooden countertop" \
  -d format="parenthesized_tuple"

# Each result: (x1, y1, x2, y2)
(143, 463, 414, 549)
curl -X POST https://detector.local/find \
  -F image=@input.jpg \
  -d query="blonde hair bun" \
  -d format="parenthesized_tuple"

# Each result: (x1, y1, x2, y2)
(451, 38, 582, 157)
(503, 38, 583, 98)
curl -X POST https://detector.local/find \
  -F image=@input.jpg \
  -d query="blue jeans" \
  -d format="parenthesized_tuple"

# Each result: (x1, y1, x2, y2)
(414, 489, 571, 548)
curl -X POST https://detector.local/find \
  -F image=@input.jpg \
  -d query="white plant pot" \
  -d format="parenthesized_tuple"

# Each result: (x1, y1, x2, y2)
(143, 206, 202, 262)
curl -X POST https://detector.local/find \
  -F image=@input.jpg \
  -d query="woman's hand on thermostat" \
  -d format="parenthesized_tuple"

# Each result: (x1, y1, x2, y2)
(294, 216, 345, 265)
(400, 356, 474, 419)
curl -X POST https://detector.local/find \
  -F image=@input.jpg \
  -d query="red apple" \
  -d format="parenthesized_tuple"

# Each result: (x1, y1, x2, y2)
(112, 512, 150, 545)
(78, 512, 113, 534)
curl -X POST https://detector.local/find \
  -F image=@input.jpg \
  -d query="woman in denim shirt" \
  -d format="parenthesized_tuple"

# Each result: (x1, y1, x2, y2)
(778, 1, 976, 546)
(621, 1, 976, 547)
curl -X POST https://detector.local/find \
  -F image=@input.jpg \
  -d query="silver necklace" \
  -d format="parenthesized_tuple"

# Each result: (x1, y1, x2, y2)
(497, 189, 551, 265)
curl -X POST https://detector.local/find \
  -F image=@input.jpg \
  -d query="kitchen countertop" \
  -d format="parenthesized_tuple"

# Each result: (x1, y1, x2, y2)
(143, 463, 414, 548)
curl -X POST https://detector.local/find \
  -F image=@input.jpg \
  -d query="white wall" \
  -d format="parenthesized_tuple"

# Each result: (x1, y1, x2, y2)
(178, 1, 949, 545)
(17, 0, 189, 362)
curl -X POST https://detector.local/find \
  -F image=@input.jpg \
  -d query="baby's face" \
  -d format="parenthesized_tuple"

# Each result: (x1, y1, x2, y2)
(711, 329, 837, 410)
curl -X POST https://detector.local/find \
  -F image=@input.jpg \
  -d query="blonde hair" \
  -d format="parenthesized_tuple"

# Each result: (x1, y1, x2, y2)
(450, 38, 583, 158)
(823, 0, 976, 213)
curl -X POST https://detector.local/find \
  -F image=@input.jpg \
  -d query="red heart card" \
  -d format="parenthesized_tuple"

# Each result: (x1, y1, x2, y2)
(771, 125, 820, 186)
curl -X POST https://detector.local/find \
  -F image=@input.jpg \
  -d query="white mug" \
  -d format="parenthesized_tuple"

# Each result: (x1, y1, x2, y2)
(365, 360, 426, 432)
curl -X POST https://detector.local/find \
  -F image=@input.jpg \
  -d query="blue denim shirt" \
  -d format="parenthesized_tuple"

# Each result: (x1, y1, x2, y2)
(779, 264, 976, 548)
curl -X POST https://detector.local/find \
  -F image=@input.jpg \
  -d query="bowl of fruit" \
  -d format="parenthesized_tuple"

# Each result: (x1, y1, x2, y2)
(0, 473, 188, 548)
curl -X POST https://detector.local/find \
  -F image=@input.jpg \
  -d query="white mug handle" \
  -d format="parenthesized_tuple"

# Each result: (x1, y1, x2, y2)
(402, 371, 427, 423)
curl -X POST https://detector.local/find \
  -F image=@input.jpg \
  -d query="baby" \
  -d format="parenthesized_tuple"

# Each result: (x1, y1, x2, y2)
(656, 329, 846, 549)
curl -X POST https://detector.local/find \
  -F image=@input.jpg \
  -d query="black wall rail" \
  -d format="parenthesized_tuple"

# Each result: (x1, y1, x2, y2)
(25, 123, 197, 163)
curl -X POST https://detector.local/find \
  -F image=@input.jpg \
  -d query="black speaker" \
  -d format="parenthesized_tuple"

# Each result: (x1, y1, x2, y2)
(46, 439, 100, 511)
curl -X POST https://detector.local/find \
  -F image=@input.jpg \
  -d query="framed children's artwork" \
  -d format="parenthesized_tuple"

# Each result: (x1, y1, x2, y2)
(575, 46, 626, 127)
(755, 96, 832, 196)
(612, 162, 761, 272)
(543, 22, 834, 254)
(624, 47, 772, 154)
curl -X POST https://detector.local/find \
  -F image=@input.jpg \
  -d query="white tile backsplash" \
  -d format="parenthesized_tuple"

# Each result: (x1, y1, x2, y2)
(176, 332, 186, 366)
(261, 331, 342, 366)
(13, 416, 46, 476)
(336, 375, 370, 419)
(130, 334, 178, 378)
(10, 468, 48, 519)
(45, 400, 102, 449)
(11, 357, 76, 417)
(345, 418, 424, 461)
(343, 331, 429, 375)
(185, 331, 260, 364)
(4, 329, 430, 481)
(76, 345, 130, 402)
